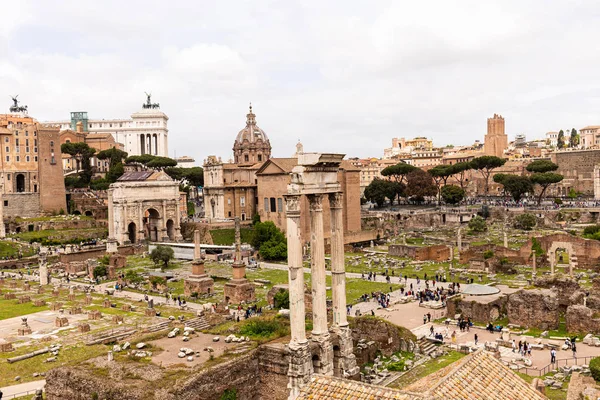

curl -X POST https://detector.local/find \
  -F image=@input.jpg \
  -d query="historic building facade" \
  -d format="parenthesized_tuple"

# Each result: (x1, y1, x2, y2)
(46, 95, 169, 158)
(0, 103, 67, 218)
(233, 104, 271, 165)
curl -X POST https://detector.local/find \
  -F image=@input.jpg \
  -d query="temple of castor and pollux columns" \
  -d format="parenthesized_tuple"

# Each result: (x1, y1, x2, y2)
(284, 153, 359, 398)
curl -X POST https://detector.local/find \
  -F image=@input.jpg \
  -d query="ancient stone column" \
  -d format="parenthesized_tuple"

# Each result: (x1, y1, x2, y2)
(0, 191, 5, 239)
(107, 188, 114, 239)
(328, 192, 359, 379)
(308, 194, 333, 376)
(329, 193, 347, 327)
(39, 251, 49, 286)
(549, 252, 555, 275)
(285, 194, 312, 399)
(503, 231, 508, 248)
(457, 227, 462, 253)
(532, 253, 536, 275)
(285, 195, 307, 344)
(309, 194, 328, 336)
(194, 229, 201, 261)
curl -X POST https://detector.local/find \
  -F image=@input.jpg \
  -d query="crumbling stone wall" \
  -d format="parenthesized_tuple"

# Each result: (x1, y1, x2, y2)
(507, 289, 559, 330)
(566, 305, 600, 334)
(389, 244, 450, 261)
(534, 275, 581, 308)
(447, 295, 507, 323)
(350, 316, 416, 359)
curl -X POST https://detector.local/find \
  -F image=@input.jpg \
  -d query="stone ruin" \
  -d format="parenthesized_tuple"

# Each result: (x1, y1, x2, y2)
(388, 244, 451, 262)
(18, 317, 32, 336)
(285, 153, 359, 399)
(223, 217, 255, 304)
(183, 229, 214, 297)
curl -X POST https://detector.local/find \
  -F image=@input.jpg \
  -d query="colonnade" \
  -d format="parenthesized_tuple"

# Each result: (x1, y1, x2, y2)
(286, 191, 357, 399)
(140, 133, 160, 155)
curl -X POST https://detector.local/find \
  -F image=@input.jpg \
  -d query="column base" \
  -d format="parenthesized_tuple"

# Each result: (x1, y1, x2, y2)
(287, 341, 312, 400)
(331, 326, 360, 379)
(311, 331, 334, 376)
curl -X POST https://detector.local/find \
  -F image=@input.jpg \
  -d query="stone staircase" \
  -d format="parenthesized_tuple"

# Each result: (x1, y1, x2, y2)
(417, 337, 439, 357)
(145, 320, 171, 333)
(185, 317, 210, 331)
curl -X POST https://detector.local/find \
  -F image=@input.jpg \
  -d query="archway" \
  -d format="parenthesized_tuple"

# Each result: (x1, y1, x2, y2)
(548, 242, 575, 276)
(166, 219, 175, 240)
(73, 210, 82, 215)
(16, 174, 25, 192)
(312, 355, 321, 373)
(85, 211, 93, 217)
(128, 222, 137, 244)
(145, 208, 160, 242)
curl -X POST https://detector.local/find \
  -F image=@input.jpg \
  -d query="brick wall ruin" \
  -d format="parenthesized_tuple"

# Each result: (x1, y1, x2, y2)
(389, 244, 451, 262)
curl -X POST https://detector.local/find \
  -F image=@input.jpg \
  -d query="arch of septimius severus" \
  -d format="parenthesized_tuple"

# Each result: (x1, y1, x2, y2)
(285, 153, 359, 399)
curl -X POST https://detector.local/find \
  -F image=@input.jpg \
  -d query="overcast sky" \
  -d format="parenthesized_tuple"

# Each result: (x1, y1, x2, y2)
(2, 1, 600, 162)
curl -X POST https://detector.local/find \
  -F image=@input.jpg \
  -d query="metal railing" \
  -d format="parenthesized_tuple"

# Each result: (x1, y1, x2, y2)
(520, 355, 593, 376)
(5, 388, 43, 399)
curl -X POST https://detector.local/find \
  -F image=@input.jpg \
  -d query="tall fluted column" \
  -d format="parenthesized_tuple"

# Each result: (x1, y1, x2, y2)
(285, 195, 306, 345)
(329, 192, 359, 379)
(285, 194, 312, 400)
(309, 194, 328, 336)
(329, 192, 347, 327)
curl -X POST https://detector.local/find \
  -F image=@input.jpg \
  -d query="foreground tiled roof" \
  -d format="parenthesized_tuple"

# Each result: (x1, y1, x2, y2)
(297, 375, 423, 400)
(426, 351, 547, 400)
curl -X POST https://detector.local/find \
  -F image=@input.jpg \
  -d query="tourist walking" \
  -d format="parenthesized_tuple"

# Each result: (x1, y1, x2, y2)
(451, 330, 457, 346)
(511, 340, 516, 353)
(550, 349, 556, 364)
(572, 342, 577, 358)
(474, 333, 478, 345)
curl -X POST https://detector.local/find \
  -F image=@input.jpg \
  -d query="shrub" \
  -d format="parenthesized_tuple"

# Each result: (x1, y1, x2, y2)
(93, 265, 107, 278)
(584, 225, 600, 237)
(273, 289, 290, 309)
(554, 198, 563, 205)
(150, 245, 174, 271)
(239, 318, 288, 338)
(514, 213, 537, 230)
(590, 357, 600, 381)
(468, 216, 487, 232)
(387, 360, 406, 371)
(252, 213, 261, 226)
(483, 250, 494, 259)
(220, 389, 237, 400)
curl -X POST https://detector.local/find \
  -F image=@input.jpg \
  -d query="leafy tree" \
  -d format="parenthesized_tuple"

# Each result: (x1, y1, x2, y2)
(583, 225, 600, 240)
(568, 188, 580, 199)
(468, 215, 487, 232)
(364, 178, 398, 207)
(526, 160, 559, 174)
(126, 155, 178, 170)
(530, 173, 564, 205)
(93, 265, 107, 278)
(150, 245, 174, 271)
(149, 275, 166, 290)
(405, 169, 436, 203)
(469, 156, 506, 202)
(494, 174, 532, 202)
(273, 289, 290, 309)
(187, 201, 195, 216)
(165, 167, 204, 187)
(514, 213, 537, 230)
(61, 142, 96, 184)
(252, 221, 287, 261)
(98, 148, 128, 183)
(252, 213, 261, 226)
(429, 165, 453, 203)
(381, 163, 418, 185)
(90, 178, 110, 190)
(447, 161, 472, 189)
(557, 129, 565, 148)
(106, 162, 125, 183)
(569, 128, 579, 148)
(440, 185, 465, 205)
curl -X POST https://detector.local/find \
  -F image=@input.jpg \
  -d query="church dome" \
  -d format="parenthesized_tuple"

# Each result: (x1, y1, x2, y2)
(233, 104, 272, 165)
(234, 104, 269, 144)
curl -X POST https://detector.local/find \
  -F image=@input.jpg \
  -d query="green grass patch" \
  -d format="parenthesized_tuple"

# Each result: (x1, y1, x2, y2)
(210, 228, 254, 245)
(0, 241, 36, 258)
(0, 343, 109, 387)
(11, 228, 108, 245)
(388, 351, 467, 388)
(0, 297, 45, 320)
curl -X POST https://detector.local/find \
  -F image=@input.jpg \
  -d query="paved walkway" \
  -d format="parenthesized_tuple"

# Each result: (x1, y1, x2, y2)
(0, 380, 45, 399)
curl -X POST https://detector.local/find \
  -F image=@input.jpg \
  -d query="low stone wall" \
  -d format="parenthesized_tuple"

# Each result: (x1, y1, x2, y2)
(257, 344, 290, 400)
(447, 295, 507, 323)
(534, 276, 581, 308)
(389, 244, 450, 262)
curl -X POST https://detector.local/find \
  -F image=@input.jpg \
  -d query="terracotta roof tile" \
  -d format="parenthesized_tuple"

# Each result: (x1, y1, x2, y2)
(297, 375, 423, 400)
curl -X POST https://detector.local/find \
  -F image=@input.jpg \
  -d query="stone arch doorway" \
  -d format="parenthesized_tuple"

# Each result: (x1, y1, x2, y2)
(145, 208, 161, 242)
(166, 219, 175, 241)
(312, 354, 322, 373)
(85, 210, 93, 217)
(73, 210, 81, 215)
(128, 222, 137, 244)
(548, 242, 576, 276)
(16, 174, 25, 192)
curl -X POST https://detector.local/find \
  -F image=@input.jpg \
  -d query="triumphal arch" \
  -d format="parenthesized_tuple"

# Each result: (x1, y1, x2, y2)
(108, 170, 183, 244)
(285, 153, 359, 399)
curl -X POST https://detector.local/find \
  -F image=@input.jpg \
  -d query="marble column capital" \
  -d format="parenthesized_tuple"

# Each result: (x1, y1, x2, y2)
(308, 194, 323, 212)
(328, 192, 343, 209)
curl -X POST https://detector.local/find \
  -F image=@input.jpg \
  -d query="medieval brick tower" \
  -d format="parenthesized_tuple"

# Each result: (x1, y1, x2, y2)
(484, 114, 508, 158)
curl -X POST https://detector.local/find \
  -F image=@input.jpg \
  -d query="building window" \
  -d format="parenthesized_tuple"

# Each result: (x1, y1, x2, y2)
(16, 156, 19, 162)
(25, 131, 28, 136)
(227, 198, 231, 205)
(34, 147, 37, 153)
(5, 156, 8, 162)
(65, 139, 70, 143)
(277, 198, 283, 212)
(15, 138, 19, 146)
(264, 197, 269, 212)
(33, 131, 36, 136)
(34, 156, 38, 162)
(16, 147, 19, 153)
(15, 131, 18, 136)
(244, 154, 249, 162)
(34, 139, 37, 146)
(26, 147, 29, 153)
(4, 147, 8, 152)
(4, 137, 8, 143)
(258, 154, 262, 162)
(270, 197, 276, 212)
(228, 211, 232, 217)
(240, 196, 245, 207)
(3, 201, 7, 207)
(50, 141, 54, 147)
